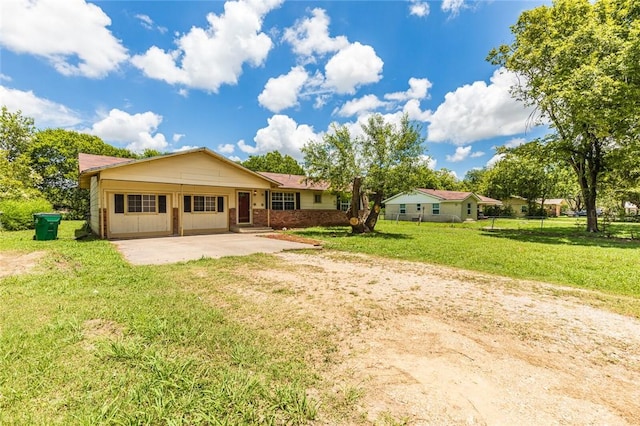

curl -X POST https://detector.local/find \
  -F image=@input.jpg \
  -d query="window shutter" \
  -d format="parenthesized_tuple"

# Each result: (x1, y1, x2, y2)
(265, 190, 270, 209)
(295, 192, 301, 210)
(217, 196, 224, 212)
(183, 195, 191, 213)
(114, 194, 124, 214)
(158, 195, 167, 213)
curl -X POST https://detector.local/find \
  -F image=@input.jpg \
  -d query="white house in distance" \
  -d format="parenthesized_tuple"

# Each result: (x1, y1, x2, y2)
(383, 189, 497, 222)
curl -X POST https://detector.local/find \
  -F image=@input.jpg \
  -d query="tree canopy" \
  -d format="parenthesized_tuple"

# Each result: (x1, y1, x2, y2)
(488, 0, 640, 231)
(303, 113, 425, 233)
(241, 151, 305, 175)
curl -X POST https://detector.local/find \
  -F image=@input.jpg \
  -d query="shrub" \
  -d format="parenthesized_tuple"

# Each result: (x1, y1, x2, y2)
(0, 198, 54, 231)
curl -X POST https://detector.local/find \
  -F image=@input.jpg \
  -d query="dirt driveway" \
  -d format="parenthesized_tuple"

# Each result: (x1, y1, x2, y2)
(233, 251, 640, 425)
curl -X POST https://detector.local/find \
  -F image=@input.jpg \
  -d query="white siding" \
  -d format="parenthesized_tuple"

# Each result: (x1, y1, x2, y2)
(108, 193, 172, 237)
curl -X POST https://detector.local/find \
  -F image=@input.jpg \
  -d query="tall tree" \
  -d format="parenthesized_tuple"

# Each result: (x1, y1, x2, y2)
(483, 141, 568, 215)
(488, 0, 640, 231)
(0, 106, 35, 161)
(303, 113, 425, 233)
(28, 129, 134, 216)
(242, 151, 305, 175)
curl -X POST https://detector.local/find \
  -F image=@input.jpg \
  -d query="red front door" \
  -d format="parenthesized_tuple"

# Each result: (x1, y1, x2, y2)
(238, 192, 251, 224)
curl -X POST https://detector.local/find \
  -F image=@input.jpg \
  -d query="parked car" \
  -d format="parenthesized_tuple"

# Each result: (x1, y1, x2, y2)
(573, 209, 603, 217)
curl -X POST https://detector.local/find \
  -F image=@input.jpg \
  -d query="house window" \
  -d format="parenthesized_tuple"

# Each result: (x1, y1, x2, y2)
(432, 203, 440, 215)
(114, 194, 125, 214)
(271, 192, 296, 210)
(400, 204, 406, 214)
(127, 194, 156, 213)
(193, 195, 217, 212)
(521, 205, 528, 213)
(340, 200, 351, 211)
(467, 203, 472, 215)
(314, 193, 322, 204)
(416, 203, 421, 212)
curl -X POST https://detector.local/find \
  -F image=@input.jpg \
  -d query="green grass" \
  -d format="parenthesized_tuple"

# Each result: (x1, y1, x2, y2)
(295, 218, 640, 301)
(0, 222, 328, 424)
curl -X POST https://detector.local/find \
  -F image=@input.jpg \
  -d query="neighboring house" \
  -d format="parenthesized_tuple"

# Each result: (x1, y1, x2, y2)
(539, 198, 569, 217)
(382, 189, 482, 223)
(477, 195, 503, 215)
(78, 148, 347, 239)
(624, 202, 639, 216)
(502, 196, 529, 217)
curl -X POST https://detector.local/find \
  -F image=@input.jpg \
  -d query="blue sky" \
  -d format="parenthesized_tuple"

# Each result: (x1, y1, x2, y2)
(1, 0, 549, 179)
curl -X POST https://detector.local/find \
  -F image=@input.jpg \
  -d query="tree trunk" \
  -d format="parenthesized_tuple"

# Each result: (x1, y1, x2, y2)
(364, 191, 384, 231)
(348, 177, 366, 234)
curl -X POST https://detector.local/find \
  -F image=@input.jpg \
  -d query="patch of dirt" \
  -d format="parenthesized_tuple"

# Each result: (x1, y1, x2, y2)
(259, 232, 324, 246)
(235, 251, 640, 425)
(0, 251, 47, 278)
(81, 319, 125, 351)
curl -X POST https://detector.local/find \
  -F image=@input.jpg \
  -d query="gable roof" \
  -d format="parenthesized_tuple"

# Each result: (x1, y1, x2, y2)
(477, 195, 503, 205)
(79, 153, 135, 173)
(416, 188, 480, 202)
(78, 147, 280, 188)
(258, 172, 330, 191)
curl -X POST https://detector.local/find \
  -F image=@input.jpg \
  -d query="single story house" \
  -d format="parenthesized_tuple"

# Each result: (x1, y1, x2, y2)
(501, 196, 529, 217)
(78, 148, 347, 239)
(382, 189, 484, 222)
(624, 202, 638, 216)
(539, 198, 569, 217)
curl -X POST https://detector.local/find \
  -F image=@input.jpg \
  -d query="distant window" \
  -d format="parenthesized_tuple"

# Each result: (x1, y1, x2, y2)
(521, 205, 528, 213)
(194, 195, 216, 212)
(127, 194, 156, 213)
(314, 193, 322, 204)
(400, 204, 406, 214)
(272, 192, 295, 210)
(432, 203, 440, 215)
(340, 200, 351, 211)
(467, 203, 472, 215)
(158, 195, 167, 214)
(416, 203, 421, 212)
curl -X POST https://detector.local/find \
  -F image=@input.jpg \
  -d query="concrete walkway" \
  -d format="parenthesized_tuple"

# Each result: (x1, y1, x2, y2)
(111, 233, 319, 265)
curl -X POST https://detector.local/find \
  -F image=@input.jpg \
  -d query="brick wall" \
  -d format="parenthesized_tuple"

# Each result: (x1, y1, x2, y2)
(253, 209, 268, 227)
(268, 209, 349, 229)
(228, 208, 236, 227)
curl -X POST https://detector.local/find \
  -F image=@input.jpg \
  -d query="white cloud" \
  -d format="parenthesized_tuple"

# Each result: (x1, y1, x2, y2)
(228, 155, 242, 162)
(131, 0, 283, 92)
(486, 153, 505, 168)
(172, 133, 185, 143)
(282, 8, 349, 61)
(504, 137, 526, 148)
(446, 146, 472, 162)
(217, 143, 235, 154)
(409, 1, 430, 17)
(442, 0, 465, 15)
(402, 99, 432, 122)
(135, 14, 167, 34)
(385, 78, 432, 101)
(324, 42, 384, 95)
(471, 151, 485, 158)
(0, 0, 128, 78)
(427, 68, 537, 145)
(0, 86, 82, 127)
(173, 145, 198, 152)
(419, 154, 437, 170)
(334, 95, 387, 117)
(243, 114, 320, 159)
(89, 109, 168, 153)
(0, 74, 12, 82)
(258, 66, 309, 112)
(237, 139, 258, 154)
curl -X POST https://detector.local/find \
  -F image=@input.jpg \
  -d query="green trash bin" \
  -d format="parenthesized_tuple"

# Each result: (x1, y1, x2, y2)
(33, 213, 62, 241)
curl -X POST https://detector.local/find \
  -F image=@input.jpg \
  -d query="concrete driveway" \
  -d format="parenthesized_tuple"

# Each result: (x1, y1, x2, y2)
(111, 233, 319, 265)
